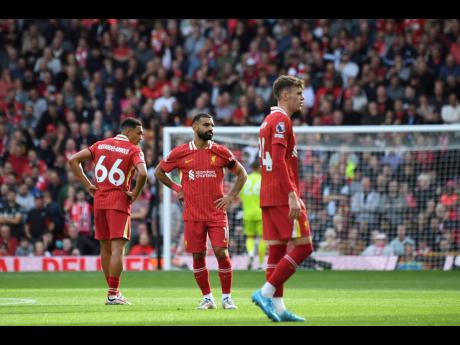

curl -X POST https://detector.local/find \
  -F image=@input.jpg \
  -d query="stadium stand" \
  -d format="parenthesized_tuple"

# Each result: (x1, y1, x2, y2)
(1, 19, 460, 263)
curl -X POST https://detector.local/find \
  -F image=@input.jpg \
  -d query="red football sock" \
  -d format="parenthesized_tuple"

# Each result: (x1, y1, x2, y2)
(268, 244, 313, 289)
(107, 276, 120, 296)
(193, 257, 211, 295)
(266, 244, 287, 297)
(217, 256, 233, 294)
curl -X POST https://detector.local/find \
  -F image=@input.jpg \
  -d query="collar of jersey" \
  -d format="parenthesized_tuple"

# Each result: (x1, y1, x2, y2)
(270, 106, 288, 116)
(189, 140, 214, 150)
(115, 134, 129, 142)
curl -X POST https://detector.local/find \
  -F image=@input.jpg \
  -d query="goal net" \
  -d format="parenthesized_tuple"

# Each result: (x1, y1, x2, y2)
(161, 125, 460, 271)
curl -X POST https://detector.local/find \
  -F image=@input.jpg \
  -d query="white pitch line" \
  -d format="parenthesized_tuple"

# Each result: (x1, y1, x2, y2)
(0, 298, 37, 306)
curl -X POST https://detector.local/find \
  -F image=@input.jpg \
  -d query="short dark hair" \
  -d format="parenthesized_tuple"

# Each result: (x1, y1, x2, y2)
(192, 113, 213, 124)
(120, 117, 142, 130)
(272, 75, 304, 101)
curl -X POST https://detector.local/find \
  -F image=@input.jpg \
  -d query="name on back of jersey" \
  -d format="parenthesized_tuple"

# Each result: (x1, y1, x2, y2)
(97, 144, 130, 155)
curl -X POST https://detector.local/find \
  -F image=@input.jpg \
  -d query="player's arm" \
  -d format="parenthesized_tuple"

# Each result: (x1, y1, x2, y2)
(125, 162, 148, 203)
(68, 149, 97, 196)
(154, 163, 184, 203)
(272, 143, 301, 219)
(215, 161, 248, 210)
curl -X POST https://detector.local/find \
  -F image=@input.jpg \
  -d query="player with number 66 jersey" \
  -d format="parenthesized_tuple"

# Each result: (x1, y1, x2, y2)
(68, 117, 147, 306)
(88, 133, 145, 214)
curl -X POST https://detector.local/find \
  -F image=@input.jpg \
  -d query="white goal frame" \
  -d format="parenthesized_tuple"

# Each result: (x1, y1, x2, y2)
(162, 124, 460, 270)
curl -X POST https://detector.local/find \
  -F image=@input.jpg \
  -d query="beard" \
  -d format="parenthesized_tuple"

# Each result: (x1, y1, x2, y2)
(197, 130, 213, 141)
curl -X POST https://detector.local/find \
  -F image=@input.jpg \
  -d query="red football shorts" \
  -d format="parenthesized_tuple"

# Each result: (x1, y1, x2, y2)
(183, 220, 229, 253)
(262, 206, 311, 241)
(94, 209, 131, 241)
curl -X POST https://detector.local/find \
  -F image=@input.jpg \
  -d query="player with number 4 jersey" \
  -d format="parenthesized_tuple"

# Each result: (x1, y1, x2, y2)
(69, 118, 147, 306)
(252, 75, 314, 323)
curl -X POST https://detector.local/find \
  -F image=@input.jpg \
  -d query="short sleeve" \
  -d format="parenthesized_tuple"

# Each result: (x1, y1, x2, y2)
(160, 147, 180, 173)
(132, 147, 145, 166)
(271, 117, 291, 147)
(218, 145, 237, 169)
(88, 143, 96, 161)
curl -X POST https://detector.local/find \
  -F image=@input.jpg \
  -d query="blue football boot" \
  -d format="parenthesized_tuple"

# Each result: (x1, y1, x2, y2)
(278, 309, 305, 322)
(251, 290, 281, 322)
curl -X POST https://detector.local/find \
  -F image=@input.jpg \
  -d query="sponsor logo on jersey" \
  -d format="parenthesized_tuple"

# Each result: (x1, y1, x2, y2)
(275, 121, 286, 133)
(188, 170, 217, 180)
(274, 133, 284, 138)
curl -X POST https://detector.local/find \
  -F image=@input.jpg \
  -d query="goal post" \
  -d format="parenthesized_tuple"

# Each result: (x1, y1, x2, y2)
(162, 124, 460, 271)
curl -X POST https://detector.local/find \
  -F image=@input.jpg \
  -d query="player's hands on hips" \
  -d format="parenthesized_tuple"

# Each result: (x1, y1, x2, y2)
(86, 184, 98, 196)
(288, 192, 301, 219)
(215, 195, 234, 210)
(177, 190, 184, 205)
(124, 190, 137, 203)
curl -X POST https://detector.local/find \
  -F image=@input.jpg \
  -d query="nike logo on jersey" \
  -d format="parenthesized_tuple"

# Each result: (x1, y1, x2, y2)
(185, 159, 193, 164)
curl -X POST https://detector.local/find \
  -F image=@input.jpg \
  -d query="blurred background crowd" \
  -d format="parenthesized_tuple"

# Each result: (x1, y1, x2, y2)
(1, 19, 460, 263)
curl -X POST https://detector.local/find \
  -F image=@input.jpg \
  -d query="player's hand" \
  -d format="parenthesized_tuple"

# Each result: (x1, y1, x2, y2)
(288, 192, 301, 219)
(177, 190, 184, 206)
(299, 198, 306, 210)
(86, 184, 98, 196)
(124, 190, 137, 203)
(215, 195, 234, 210)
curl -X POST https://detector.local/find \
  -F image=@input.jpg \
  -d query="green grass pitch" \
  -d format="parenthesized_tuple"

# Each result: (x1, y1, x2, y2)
(1, 270, 459, 325)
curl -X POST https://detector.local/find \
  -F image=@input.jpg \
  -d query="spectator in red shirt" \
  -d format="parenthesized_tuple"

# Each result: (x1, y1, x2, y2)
(142, 75, 162, 101)
(70, 188, 93, 237)
(440, 180, 459, 221)
(52, 238, 73, 256)
(0, 224, 18, 256)
(113, 33, 132, 68)
(312, 77, 341, 116)
(23, 149, 47, 178)
(128, 232, 154, 256)
(6, 140, 29, 179)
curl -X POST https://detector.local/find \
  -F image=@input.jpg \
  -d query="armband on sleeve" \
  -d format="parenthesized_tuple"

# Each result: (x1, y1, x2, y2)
(227, 160, 236, 170)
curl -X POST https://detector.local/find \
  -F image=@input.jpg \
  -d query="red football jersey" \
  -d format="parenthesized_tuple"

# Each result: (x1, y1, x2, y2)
(160, 140, 237, 221)
(88, 134, 145, 214)
(259, 106, 299, 207)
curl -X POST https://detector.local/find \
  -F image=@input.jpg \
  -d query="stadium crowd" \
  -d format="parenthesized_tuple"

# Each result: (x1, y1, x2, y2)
(1, 19, 460, 261)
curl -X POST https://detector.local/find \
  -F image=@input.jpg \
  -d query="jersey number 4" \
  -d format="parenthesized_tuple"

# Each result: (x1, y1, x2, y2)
(258, 137, 272, 171)
(95, 155, 126, 186)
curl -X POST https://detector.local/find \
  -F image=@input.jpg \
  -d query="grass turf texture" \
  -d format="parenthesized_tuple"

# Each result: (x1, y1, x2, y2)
(0, 270, 459, 326)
